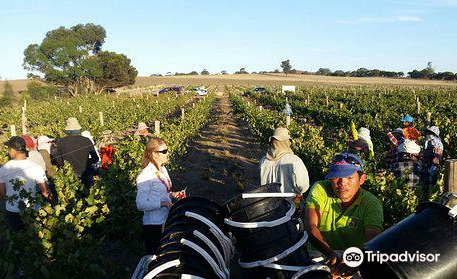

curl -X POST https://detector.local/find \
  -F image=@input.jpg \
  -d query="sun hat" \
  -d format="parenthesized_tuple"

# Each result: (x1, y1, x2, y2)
(357, 127, 371, 142)
(325, 153, 364, 179)
(64, 117, 82, 131)
(137, 122, 149, 131)
(134, 122, 150, 135)
(269, 127, 291, 142)
(37, 135, 54, 146)
(425, 126, 440, 137)
(397, 140, 421, 154)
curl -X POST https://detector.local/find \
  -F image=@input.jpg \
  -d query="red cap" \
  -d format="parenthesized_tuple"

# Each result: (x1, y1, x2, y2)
(21, 135, 36, 149)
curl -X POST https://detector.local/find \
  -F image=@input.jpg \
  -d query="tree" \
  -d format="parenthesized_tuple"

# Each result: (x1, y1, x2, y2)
(91, 51, 137, 94)
(332, 70, 346, 77)
(422, 62, 435, 79)
(23, 23, 137, 96)
(281, 60, 292, 76)
(352, 68, 371, 77)
(201, 69, 210, 75)
(316, 68, 332, 76)
(435, 71, 456, 81)
(408, 70, 424, 79)
(234, 67, 248, 74)
(27, 81, 58, 100)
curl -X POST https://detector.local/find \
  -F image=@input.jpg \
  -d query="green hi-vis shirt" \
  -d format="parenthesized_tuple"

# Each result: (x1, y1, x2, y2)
(305, 180, 383, 250)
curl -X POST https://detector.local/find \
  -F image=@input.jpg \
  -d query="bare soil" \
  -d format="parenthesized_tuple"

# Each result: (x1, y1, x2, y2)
(134, 74, 457, 88)
(171, 90, 263, 203)
(169, 89, 265, 279)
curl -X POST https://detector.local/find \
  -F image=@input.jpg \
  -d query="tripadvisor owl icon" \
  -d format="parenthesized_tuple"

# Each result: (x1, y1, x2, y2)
(343, 247, 364, 268)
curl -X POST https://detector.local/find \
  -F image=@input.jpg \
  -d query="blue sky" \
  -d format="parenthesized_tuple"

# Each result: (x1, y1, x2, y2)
(1, 0, 457, 79)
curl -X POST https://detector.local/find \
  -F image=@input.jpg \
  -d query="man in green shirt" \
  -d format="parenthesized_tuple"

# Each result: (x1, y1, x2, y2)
(304, 152, 383, 277)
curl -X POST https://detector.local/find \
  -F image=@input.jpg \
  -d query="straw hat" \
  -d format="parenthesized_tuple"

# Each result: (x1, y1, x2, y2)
(269, 127, 291, 142)
(65, 117, 82, 131)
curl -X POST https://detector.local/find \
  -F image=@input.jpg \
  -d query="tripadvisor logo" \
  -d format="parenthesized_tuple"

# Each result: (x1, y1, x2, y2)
(343, 247, 440, 267)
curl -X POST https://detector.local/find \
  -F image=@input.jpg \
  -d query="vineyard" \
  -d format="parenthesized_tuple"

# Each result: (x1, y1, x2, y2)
(0, 87, 218, 278)
(1, 83, 457, 278)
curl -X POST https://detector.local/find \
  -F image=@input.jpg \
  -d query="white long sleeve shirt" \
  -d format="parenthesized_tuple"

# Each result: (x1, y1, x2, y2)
(260, 154, 310, 194)
(136, 162, 172, 225)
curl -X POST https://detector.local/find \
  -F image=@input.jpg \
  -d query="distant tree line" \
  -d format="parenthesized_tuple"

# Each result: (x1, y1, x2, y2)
(153, 69, 226, 76)
(149, 61, 457, 81)
(314, 67, 405, 78)
(313, 62, 457, 81)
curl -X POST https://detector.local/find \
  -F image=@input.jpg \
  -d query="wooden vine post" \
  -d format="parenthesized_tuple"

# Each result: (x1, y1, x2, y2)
(286, 115, 291, 127)
(444, 159, 457, 193)
(417, 99, 421, 115)
(99, 112, 104, 126)
(21, 107, 27, 134)
(10, 125, 16, 136)
(154, 121, 160, 135)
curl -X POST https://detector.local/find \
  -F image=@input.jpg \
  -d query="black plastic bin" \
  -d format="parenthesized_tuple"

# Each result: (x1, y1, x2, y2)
(360, 202, 457, 279)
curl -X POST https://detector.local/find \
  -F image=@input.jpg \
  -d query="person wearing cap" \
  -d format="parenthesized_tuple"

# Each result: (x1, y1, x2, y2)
(54, 117, 99, 187)
(304, 153, 383, 277)
(421, 126, 443, 186)
(37, 135, 56, 177)
(393, 140, 422, 188)
(21, 134, 46, 172)
(260, 127, 309, 195)
(0, 136, 53, 232)
(401, 115, 419, 140)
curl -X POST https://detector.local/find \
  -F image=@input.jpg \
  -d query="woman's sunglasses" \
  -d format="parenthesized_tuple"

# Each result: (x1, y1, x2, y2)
(155, 149, 168, 154)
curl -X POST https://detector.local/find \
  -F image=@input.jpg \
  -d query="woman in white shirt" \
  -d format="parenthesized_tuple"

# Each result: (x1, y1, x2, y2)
(136, 137, 183, 254)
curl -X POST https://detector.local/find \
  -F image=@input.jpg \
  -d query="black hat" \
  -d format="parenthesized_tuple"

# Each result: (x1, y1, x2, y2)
(5, 136, 27, 152)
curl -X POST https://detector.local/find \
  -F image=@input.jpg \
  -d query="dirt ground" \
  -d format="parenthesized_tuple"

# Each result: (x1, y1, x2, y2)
(135, 73, 457, 88)
(171, 92, 263, 202)
(167, 88, 266, 279)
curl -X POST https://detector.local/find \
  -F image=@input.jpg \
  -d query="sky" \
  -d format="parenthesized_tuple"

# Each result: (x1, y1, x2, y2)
(0, 0, 457, 79)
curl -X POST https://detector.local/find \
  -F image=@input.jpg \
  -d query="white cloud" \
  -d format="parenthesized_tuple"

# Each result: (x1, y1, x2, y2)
(393, 16, 423, 22)
(335, 15, 422, 24)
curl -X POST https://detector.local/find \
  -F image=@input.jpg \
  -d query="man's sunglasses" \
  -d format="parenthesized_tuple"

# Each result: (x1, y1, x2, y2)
(155, 149, 168, 154)
(332, 154, 361, 166)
